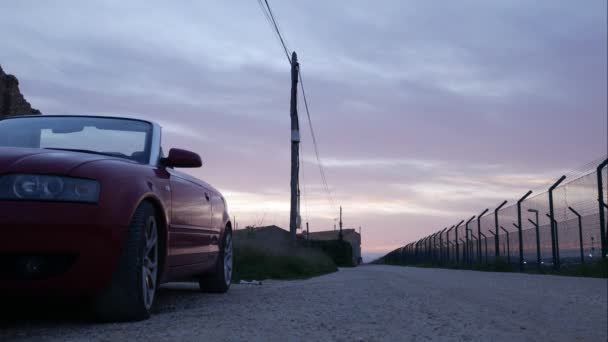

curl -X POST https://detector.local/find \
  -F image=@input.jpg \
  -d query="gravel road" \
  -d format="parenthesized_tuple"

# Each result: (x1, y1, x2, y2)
(1, 265, 606, 341)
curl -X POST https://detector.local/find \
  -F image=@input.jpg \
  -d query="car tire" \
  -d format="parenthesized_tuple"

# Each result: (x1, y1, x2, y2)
(199, 228, 232, 293)
(93, 202, 160, 321)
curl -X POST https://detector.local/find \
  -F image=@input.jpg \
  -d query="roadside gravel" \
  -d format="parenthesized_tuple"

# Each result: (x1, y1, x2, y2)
(1, 265, 606, 341)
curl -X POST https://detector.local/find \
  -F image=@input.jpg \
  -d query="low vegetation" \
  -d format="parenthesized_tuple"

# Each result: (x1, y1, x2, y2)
(304, 239, 354, 267)
(233, 240, 338, 282)
(523, 260, 608, 278)
(383, 258, 608, 278)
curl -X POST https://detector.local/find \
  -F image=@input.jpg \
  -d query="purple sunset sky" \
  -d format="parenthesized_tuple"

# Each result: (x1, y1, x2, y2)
(1, 1, 606, 260)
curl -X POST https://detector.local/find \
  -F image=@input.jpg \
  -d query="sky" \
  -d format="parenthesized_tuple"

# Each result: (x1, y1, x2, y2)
(1, 1, 606, 261)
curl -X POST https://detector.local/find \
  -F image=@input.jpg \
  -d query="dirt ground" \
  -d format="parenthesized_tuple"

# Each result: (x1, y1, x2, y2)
(1, 265, 606, 341)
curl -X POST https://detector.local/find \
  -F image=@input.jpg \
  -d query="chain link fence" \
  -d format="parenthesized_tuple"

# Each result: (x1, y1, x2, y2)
(378, 158, 608, 271)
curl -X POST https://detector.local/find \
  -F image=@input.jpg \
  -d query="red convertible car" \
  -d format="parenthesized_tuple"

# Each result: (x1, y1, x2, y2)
(0, 115, 233, 321)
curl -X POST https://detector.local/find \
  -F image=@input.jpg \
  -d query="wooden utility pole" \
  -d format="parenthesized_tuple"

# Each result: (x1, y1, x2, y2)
(289, 51, 300, 241)
(339, 206, 343, 240)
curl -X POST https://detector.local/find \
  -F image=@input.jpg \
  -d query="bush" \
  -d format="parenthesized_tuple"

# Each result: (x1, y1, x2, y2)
(233, 241, 338, 282)
(305, 239, 354, 267)
(550, 259, 608, 278)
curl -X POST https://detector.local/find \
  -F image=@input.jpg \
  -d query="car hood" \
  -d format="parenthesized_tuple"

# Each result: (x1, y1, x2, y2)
(0, 146, 130, 176)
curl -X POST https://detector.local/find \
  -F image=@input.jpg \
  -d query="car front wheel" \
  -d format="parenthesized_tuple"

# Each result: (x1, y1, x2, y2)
(93, 202, 159, 321)
(199, 228, 232, 293)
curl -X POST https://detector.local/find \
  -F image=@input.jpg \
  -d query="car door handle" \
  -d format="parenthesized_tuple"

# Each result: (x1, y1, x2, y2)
(204, 192, 210, 201)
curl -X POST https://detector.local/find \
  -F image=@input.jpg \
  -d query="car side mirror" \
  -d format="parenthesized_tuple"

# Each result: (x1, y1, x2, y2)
(163, 148, 202, 168)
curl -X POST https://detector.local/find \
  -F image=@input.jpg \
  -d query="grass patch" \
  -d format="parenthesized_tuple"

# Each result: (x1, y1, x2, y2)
(233, 242, 338, 282)
(385, 259, 607, 278)
(526, 260, 608, 278)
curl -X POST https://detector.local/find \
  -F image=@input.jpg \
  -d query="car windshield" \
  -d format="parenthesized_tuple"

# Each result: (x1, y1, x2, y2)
(0, 116, 153, 163)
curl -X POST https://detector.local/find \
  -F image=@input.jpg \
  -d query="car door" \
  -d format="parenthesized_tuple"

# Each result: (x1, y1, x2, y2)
(166, 168, 213, 267)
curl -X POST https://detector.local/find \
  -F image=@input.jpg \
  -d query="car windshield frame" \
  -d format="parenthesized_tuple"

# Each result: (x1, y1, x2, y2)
(0, 115, 157, 164)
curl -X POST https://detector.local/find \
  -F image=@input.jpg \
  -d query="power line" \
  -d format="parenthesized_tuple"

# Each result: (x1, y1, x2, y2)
(263, 0, 291, 62)
(300, 143, 309, 222)
(256, 0, 337, 214)
(256, 0, 278, 40)
(299, 70, 336, 211)
(256, 0, 287, 61)
(257, 0, 291, 63)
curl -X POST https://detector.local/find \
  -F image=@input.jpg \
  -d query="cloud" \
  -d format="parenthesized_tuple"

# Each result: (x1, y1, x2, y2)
(153, 119, 209, 143)
(312, 157, 440, 169)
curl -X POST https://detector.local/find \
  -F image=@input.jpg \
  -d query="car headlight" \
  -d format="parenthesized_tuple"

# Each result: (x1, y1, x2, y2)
(0, 174, 100, 203)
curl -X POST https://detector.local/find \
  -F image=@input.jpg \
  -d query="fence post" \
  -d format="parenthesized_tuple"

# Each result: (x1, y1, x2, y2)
(546, 213, 562, 269)
(422, 239, 425, 262)
(479, 232, 488, 264)
(477, 209, 489, 264)
(446, 225, 455, 264)
(409, 243, 413, 263)
(447, 241, 454, 263)
(597, 159, 608, 260)
(513, 223, 523, 268)
(465, 216, 476, 266)
(516, 190, 533, 272)
(430, 235, 434, 262)
(437, 231, 442, 264)
(423, 238, 427, 262)
(454, 220, 464, 265)
(439, 228, 447, 265)
(459, 238, 466, 263)
(470, 233, 478, 266)
(527, 210, 541, 270)
(432, 232, 438, 264)
(428, 236, 432, 262)
(437, 230, 442, 265)
(488, 230, 497, 263)
(500, 226, 510, 265)
(494, 200, 508, 260)
(421, 239, 425, 263)
(548, 176, 566, 270)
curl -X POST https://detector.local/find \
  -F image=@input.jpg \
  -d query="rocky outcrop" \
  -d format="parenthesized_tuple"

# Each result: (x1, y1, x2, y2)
(0, 65, 41, 118)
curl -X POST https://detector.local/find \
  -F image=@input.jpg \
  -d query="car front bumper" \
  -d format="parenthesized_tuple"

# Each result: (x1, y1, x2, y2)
(0, 201, 128, 294)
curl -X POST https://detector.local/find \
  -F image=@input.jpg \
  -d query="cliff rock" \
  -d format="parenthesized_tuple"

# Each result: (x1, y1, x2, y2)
(0, 65, 41, 118)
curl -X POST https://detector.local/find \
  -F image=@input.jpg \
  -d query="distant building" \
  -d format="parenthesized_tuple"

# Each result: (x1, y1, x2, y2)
(301, 229, 362, 265)
(234, 225, 292, 249)
(235, 225, 362, 265)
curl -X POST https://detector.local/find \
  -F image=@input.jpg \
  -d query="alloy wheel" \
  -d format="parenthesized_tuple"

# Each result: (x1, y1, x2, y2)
(142, 216, 158, 310)
(224, 233, 233, 286)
